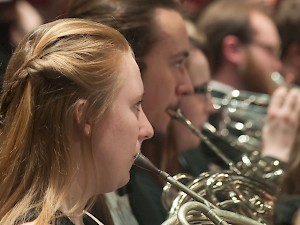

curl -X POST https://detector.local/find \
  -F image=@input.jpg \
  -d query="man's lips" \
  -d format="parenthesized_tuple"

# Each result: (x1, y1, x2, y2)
(166, 102, 179, 116)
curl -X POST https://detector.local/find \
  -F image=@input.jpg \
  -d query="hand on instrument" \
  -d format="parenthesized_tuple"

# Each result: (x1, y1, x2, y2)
(262, 86, 300, 162)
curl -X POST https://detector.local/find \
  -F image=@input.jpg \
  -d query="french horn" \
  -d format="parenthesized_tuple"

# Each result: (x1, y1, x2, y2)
(160, 109, 283, 225)
(134, 153, 266, 225)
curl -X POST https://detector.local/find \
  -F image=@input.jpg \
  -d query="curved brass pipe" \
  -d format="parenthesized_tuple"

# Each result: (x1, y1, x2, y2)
(134, 153, 265, 225)
(160, 109, 280, 224)
(167, 108, 242, 175)
(168, 108, 283, 184)
(163, 202, 265, 225)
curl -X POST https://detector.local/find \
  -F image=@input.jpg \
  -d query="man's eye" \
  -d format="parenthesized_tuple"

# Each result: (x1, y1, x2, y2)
(175, 59, 185, 68)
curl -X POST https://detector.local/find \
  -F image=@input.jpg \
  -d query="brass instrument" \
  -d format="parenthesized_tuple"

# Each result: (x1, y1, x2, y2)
(163, 202, 267, 225)
(162, 170, 275, 224)
(209, 71, 286, 152)
(160, 109, 283, 224)
(134, 153, 265, 225)
(155, 73, 286, 224)
(169, 109, 283, 183)
(210, 87, 269, 152)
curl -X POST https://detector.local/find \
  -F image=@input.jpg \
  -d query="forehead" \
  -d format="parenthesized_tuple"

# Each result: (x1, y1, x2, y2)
(249, 10, 280, 45)
(117, 52, 143, 93)
(152, 8, 189, 55)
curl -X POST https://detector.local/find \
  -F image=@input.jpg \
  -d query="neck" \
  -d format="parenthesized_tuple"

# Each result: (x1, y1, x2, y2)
(60, 180, 91, 225)
(60, 201, 85, 225)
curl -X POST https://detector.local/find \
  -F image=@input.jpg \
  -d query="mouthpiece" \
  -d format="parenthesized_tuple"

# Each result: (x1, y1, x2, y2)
(134, 152, 160, 174)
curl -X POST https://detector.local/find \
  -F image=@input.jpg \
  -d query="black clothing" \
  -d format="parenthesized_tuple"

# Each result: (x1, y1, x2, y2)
(127, 166, 166, 225)
(57, 215, 98, 225)
(24, 212, 98, 225)
(180, 135, 243, 176)
(274, 195, 300, 225)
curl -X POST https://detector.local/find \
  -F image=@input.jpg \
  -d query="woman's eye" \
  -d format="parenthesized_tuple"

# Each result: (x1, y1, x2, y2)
(134, 101, 142, 111)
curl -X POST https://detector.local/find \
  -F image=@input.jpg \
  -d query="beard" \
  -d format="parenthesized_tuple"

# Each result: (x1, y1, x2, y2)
(239, 50, 277, 94)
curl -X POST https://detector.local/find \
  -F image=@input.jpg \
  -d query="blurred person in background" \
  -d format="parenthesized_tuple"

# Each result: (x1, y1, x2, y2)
(275, 0, 300, 86)
(197, 0, 282, 95)
(169, 21, 220, 175)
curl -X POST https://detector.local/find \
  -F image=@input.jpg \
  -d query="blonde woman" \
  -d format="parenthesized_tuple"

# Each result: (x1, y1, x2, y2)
(0, 18, 153, 225)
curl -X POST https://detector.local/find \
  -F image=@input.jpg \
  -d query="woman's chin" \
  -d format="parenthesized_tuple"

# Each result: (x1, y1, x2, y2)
(117, 174, 131, 189)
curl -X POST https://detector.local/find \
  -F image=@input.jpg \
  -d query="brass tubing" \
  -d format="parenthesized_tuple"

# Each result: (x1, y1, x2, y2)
(168, 109, 241, 175)
(134, 152, 229, 225)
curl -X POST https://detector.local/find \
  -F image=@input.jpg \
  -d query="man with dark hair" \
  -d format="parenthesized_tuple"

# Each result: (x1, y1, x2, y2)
(69, 0, 193, 135)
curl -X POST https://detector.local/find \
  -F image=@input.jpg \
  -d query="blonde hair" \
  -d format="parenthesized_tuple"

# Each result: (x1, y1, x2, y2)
(0, 18, 130, 225)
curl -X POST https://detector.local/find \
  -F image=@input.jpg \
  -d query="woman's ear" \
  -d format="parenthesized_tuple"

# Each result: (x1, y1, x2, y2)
(75, 99, 91, 136)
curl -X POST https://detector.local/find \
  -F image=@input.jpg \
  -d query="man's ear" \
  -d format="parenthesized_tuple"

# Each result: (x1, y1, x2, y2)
(75, 99, 91, 137)
(223, 35, 245, 65)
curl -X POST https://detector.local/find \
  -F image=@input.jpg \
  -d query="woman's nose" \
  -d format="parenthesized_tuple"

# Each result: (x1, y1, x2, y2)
(139, 109, 154, 141)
